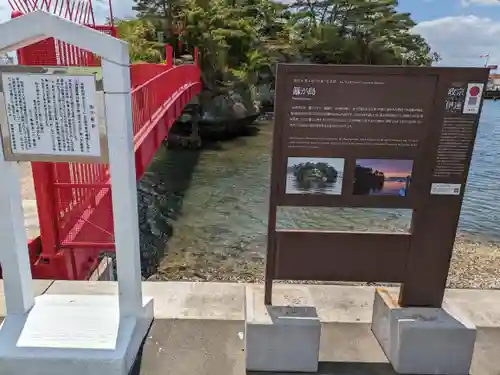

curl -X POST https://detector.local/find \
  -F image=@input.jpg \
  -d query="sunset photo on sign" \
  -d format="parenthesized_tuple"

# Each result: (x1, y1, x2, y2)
(286, 157, 344, 195)
(353, 159, 413, 196)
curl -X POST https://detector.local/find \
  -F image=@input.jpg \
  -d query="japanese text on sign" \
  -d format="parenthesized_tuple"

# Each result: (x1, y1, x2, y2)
(1, 73, 100, 160)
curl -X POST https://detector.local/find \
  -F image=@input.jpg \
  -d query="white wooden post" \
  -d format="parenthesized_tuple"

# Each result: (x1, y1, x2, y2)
(0, 153, 34, 315)
(102, 60, 143, 318)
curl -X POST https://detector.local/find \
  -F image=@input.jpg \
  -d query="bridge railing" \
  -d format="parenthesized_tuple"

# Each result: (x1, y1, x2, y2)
(50, 64, 201, 253)
(28, 62, 201, 280)
(13, 32, 201, 279)
(7, 10, 202, 281)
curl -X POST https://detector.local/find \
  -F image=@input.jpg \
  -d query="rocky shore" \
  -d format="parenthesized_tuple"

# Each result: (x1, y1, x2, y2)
(141, 113, 500, 291)
(149, 233, 500, 290)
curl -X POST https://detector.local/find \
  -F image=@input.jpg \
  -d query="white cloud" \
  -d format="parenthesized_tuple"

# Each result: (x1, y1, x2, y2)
(0, 4, 10, 23)
(461, 0, 500, 7)
(94, 0, 136, 22)
(414, 15, 500, 67)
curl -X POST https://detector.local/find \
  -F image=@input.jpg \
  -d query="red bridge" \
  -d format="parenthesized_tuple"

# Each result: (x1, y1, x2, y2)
(7, 1, 202, 280)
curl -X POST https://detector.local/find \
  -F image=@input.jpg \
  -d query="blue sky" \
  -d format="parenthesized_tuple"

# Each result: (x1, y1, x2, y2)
(406, 0, 500, 67)
(399, 0, 499, 22)
(1, 0, 499, 67)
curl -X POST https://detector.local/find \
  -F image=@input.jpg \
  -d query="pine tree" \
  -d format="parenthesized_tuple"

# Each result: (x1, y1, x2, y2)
(133, 0, 185, 39)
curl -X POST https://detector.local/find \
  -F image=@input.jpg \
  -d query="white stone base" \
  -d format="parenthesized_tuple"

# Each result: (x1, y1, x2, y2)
(371, 288, 476, 375)
(245, 285, 320, 372)
(0, 294, 154, 375)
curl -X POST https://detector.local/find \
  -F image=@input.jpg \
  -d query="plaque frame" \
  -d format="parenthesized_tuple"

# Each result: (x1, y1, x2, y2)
(0, 65, 109, 163)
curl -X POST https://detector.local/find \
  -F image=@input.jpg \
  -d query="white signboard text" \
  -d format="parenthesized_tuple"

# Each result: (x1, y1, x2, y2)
(2, 73, 101, 160)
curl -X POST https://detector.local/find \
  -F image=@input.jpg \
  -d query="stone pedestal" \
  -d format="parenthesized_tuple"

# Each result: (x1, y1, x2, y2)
(0, 294, 154, 375)
(245, 285, 320, 372)
(372, 288, 476, 375)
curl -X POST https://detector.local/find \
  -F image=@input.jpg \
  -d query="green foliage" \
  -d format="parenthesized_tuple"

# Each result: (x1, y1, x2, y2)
(131, 0, 441, 81)
(115, 18, 162, 63)
(289, 0, 440, 65)
(293, 162, 339, 183)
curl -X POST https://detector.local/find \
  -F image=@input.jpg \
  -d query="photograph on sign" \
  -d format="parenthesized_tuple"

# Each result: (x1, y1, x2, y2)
(353, 159, 413, 197)
(285, 157, 344, 195)
(0, 71, 105, 162)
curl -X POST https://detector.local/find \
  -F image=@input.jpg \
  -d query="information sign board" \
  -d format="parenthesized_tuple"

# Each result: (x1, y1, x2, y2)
(0, 66, 107, 162)
(265, 64, 489, 307)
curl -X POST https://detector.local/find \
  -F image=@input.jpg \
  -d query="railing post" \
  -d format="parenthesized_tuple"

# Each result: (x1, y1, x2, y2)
(194, 47, 199, 66)
(32, 164, 60, 257)
(165, 43, 173, 69)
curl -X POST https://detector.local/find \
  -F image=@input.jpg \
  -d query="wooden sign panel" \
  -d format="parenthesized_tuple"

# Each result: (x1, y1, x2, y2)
(265, 64, 489, 307)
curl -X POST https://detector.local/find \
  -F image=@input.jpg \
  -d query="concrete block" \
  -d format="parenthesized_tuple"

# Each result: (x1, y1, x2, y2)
(372, 288, 476, 375)
(0, 294, 153, 375)
(245, 285, 320, 372)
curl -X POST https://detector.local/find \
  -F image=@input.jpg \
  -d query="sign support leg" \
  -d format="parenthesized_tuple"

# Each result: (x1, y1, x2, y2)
(0, 155, 34, 315)
(102, 61, 144, 319)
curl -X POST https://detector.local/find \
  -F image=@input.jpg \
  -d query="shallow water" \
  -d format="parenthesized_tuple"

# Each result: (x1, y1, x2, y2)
(138, 101, 500, 279)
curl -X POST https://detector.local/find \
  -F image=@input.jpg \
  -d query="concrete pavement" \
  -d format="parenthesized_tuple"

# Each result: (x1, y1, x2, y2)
(1, 281, 500, 375)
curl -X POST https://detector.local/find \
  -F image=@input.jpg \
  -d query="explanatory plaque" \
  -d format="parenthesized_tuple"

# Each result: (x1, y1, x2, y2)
(0, 71, 103, 162)
(265, 64, 489, 307)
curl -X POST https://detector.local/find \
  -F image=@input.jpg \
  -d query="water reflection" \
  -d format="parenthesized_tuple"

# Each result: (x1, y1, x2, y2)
(286, 172, 343, 194)
(353, 160, 412, 197)
(286, 156, 345, 195)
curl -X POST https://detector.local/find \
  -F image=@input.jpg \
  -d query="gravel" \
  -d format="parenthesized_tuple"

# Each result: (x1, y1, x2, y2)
(149, 233, 500, 290)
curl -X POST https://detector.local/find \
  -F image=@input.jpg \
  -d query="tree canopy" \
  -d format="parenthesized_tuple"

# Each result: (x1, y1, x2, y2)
(115, 18, 163, 63)
(125, 0, 440, 83)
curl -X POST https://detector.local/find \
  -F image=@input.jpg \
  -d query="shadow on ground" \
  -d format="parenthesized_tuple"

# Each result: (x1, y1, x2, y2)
(248, 362, 407, 375)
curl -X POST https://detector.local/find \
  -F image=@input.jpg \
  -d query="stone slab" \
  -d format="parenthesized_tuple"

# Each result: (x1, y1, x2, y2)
(0, 280, 53, 318)
(372, 288, 476, 375)
(0, 281, 495, 374)
(46, 280, 246, 320)
(444, 288, 500, 327)
(245, 285, 320, 372)
(309, 284, 387, 323)
(137, 319, 245, 375)
(0, 294, 153, 375)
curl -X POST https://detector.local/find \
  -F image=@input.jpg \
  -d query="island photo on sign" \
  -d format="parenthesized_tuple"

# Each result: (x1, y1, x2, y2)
(285, 156, 344, 195)
(353, 159, 413, 196)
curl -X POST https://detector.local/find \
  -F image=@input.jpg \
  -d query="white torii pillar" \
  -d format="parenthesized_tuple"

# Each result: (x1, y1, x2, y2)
(0, 10, 153, 375)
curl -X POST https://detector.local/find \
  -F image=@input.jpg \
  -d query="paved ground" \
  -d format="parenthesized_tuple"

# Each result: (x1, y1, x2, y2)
(2, 281, 499, 375)
(132, 319, 500, 375)
(19, 162, 39, 239)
